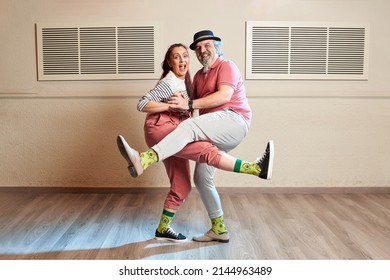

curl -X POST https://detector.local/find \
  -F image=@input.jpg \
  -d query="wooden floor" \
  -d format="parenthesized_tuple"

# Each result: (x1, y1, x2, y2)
(0, 187, 389, 260)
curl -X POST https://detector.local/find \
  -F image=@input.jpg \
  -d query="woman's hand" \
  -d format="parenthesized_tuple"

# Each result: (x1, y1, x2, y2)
(168, 91, 189, 112)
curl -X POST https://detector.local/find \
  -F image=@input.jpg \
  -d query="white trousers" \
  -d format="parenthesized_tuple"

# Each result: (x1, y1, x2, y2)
(152, 108, 249, 219)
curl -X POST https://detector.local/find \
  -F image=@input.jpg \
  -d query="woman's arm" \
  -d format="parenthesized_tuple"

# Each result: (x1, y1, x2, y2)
(136, 80, 175, 112)
(141, 100, 171, 113)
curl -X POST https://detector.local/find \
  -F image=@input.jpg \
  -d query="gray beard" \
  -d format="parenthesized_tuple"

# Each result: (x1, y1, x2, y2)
(201, 58, 212, 73)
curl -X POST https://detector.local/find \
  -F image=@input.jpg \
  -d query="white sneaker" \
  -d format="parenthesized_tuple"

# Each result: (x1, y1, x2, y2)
(192, 229, 229, 243)
(117, 135, 143, 177)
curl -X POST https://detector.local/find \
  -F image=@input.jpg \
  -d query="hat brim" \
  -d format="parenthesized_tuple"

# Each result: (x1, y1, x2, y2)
(190, 36, 221, 50)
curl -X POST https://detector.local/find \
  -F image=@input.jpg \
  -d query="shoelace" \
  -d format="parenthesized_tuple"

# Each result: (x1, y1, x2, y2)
(256, 147, 269, 165)
(165, 228, 180, 238)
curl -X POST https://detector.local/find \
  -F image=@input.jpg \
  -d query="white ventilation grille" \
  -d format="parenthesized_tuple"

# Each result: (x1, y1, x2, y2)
(118, 27, 155, 74)
(246, 22, 369, 80)
(328, 27, 366, 75)
(80, 27, 117, 75)
(36, 24, 160, 80)
(290, 27, 328, 75)
(41, 28, 79, 75)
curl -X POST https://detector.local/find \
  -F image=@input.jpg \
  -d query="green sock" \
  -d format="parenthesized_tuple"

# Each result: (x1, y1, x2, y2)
(211, 216, 227, 235)
(234, 159, 260, 176)
(140, 149, 159, 170)
(157, 209, 175, 233)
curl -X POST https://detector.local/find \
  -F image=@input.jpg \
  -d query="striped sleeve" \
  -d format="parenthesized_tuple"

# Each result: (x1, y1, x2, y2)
(136, 81, 174, 112)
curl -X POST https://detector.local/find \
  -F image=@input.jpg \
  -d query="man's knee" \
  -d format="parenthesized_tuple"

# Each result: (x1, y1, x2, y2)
(194, 172, 214, 189)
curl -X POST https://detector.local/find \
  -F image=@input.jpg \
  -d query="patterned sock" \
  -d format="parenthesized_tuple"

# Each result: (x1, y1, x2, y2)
(140, 149, 159, 170)
(233, 159, 260, 176)
(211, 216, 228, 235)
(157, 209, 175, 233)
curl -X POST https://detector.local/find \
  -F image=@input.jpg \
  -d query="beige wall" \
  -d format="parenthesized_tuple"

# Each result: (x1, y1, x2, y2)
(1, 0, 389, 188)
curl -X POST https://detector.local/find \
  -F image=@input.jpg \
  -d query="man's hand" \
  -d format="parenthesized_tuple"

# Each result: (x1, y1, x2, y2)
(168, 91, 189, 112)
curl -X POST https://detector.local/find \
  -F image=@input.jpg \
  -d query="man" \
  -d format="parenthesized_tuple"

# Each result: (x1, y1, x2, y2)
(117, 30, 274, 242)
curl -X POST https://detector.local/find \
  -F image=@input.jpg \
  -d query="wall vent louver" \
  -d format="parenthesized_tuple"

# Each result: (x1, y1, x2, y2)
(37, 24, 160, 80)
(246, 22, 369, 80)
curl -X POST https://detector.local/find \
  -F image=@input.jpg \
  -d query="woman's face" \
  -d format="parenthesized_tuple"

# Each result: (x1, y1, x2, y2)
(169, 46, 189, 79)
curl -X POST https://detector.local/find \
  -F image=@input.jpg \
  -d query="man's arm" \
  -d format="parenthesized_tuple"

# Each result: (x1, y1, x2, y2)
(168, 84, 234, 111)
(192, 84, 233, 110)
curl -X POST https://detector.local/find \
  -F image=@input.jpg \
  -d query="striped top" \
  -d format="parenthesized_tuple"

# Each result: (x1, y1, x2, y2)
(137, 71, 189, 112)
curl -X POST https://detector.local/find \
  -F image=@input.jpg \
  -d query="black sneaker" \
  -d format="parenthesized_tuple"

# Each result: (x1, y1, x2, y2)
(155, 228, 187, 242)
(257, 140, 274, 180)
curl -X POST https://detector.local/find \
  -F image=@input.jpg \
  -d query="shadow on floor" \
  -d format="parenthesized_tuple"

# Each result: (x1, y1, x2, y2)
(0, 238, 225, 260)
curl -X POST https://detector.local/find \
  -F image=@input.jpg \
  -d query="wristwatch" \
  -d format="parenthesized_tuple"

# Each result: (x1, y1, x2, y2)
(188, 100, 193, 112)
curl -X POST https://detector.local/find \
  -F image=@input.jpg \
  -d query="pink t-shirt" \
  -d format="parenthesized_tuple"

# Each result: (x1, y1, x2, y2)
(193, 57, 252, 126)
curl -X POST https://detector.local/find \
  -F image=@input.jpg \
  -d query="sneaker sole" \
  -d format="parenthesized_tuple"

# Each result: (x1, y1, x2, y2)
(266, 140, 274, 180)
(192, 237, 230, 243)
(155, 237, 188, 243)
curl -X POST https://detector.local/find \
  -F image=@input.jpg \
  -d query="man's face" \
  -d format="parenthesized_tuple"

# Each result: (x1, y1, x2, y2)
(194, 39, 217, 69)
